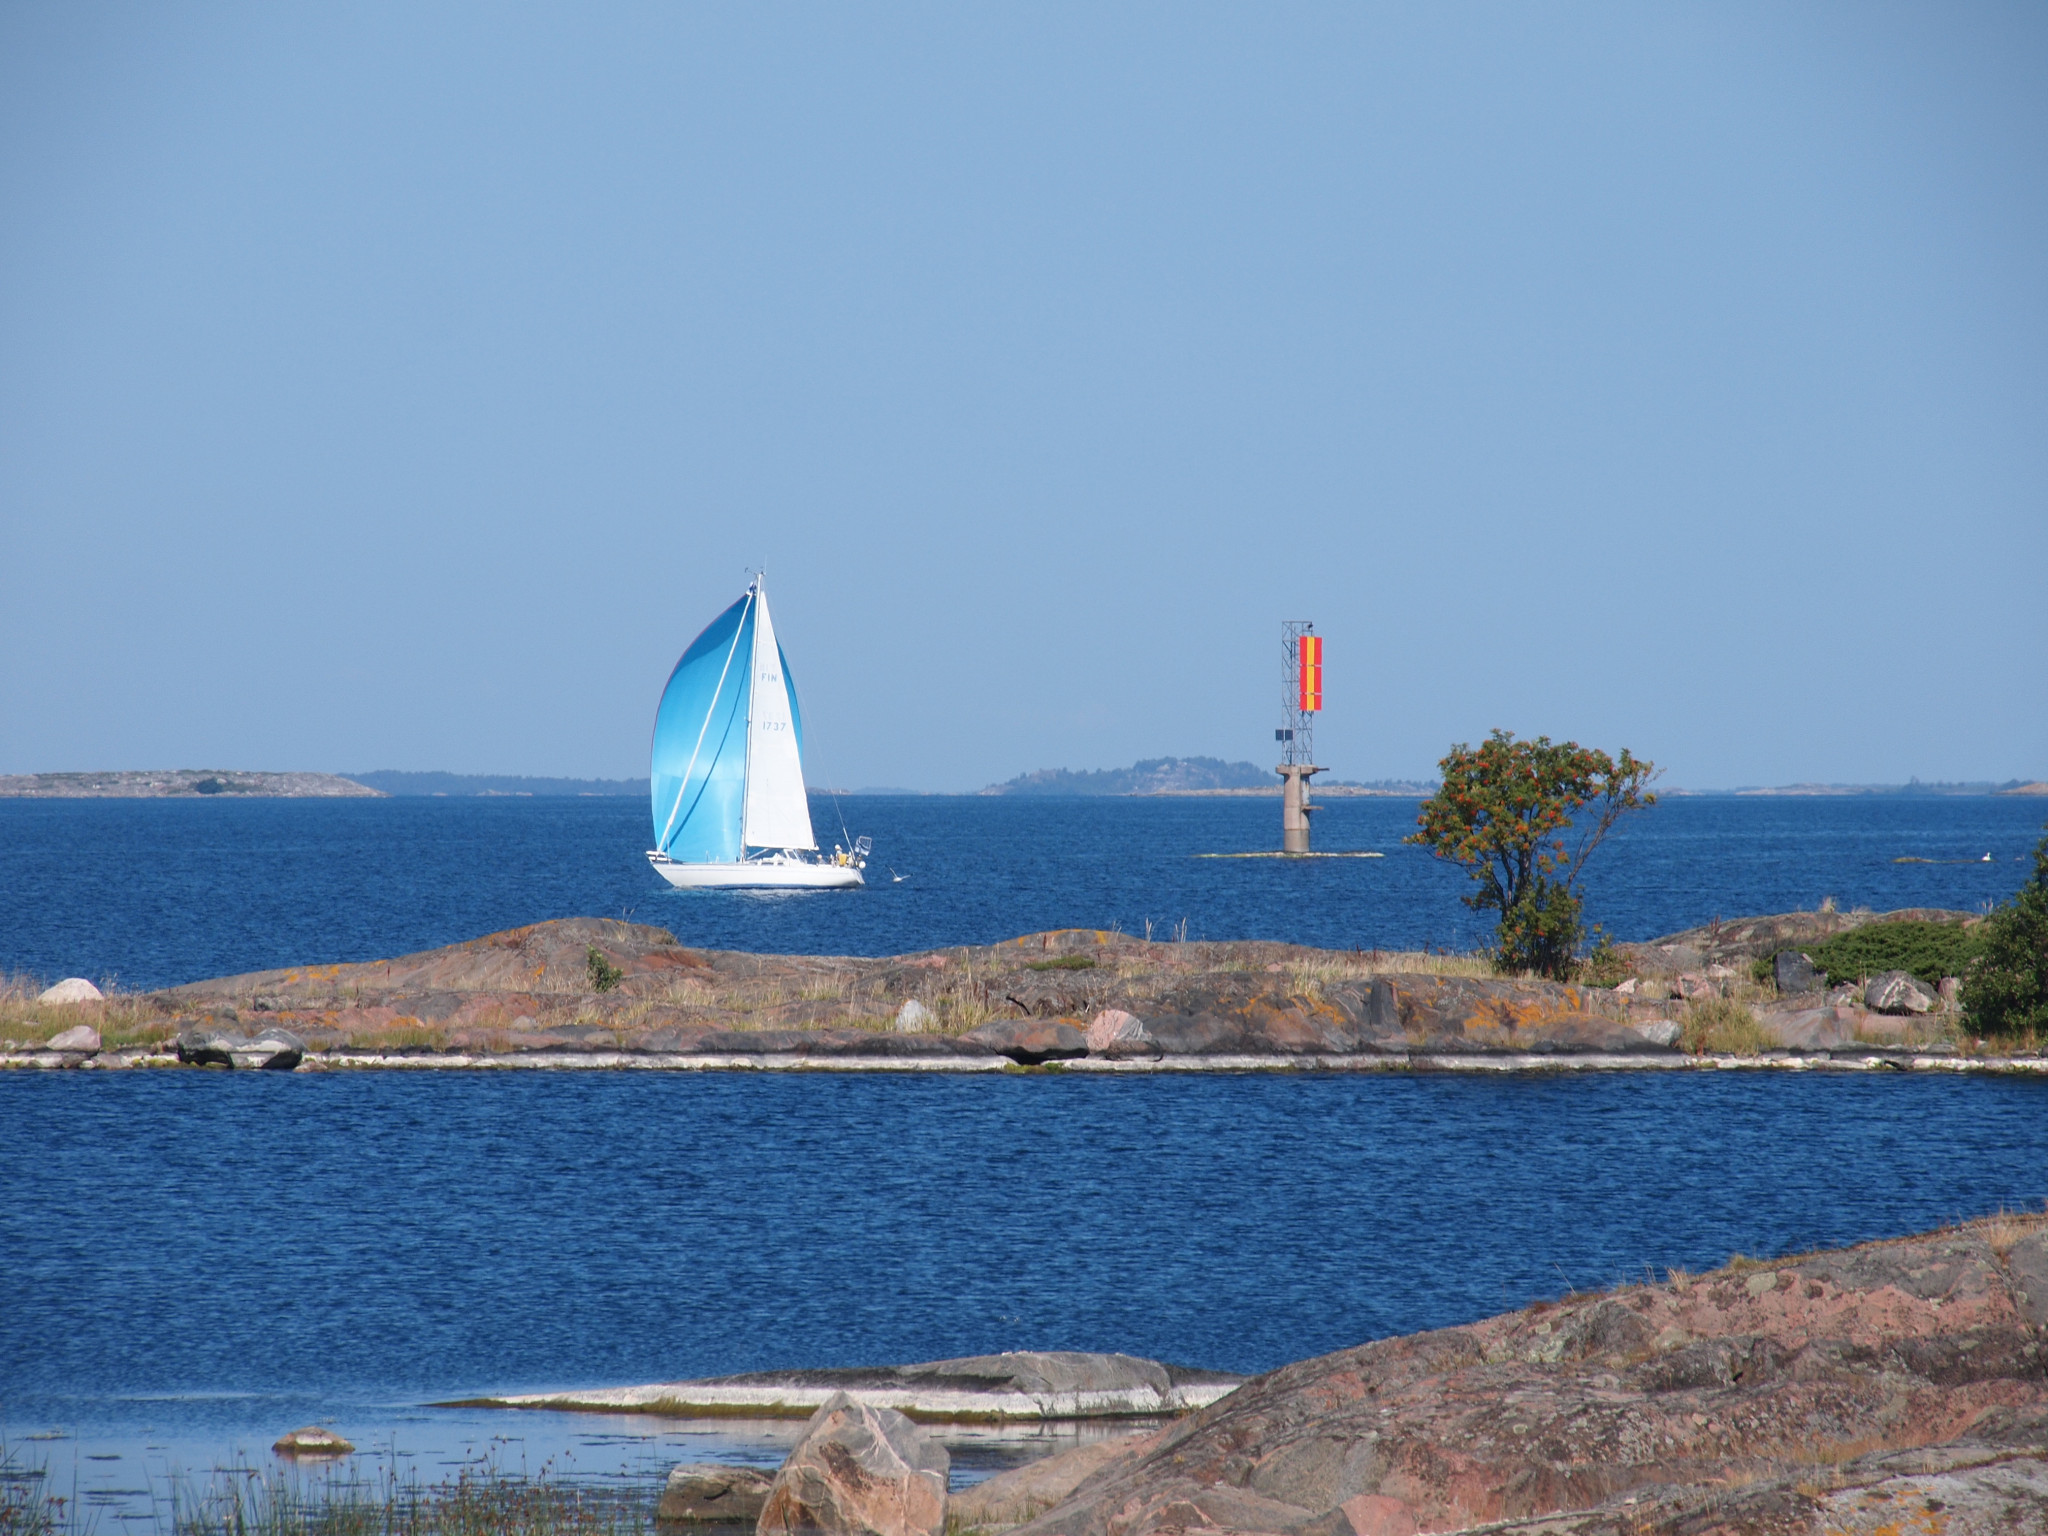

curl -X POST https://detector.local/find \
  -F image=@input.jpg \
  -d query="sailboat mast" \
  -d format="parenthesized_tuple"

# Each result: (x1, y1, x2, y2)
(738, 574, 761, 850)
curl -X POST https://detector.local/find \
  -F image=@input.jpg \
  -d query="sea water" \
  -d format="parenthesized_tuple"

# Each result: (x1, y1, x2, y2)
(4, 1068, 2047, 1519)
(2, 794, 2044, 1517)
(0, 793, 2039, 988)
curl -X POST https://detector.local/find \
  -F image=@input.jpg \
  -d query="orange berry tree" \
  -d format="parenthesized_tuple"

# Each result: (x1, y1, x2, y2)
(1407, 730, 1658, 981)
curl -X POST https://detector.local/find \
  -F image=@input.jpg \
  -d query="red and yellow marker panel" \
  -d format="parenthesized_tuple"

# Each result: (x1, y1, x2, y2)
(1297, 634, 1322, 713)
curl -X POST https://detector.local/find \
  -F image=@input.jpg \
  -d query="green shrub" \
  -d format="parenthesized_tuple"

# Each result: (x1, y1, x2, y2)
(1024, 955, 1097, 971)
(1579, 929, 1635, 988)
(1804, 920, 1983, 990)
(1964, 826, 2048, 1040)
(585, 945, 624, 993)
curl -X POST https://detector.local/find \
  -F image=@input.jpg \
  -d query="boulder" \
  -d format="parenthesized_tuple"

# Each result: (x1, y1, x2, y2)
(1866, 970, 1937, 1015)
(1773, 950, 1819, 995)
(1855, 1011, 1917, 1042)
(1084, 1009, 1156, 1059)
(1673, 973, 1717, 1001)
(1611, 978, 1637, 996)
(45, 1024, 102, 1053)
(1759, 1006, 1859, 1051)
(37, 977, 102, 1004)
(963, 1019, 1088, 1065)
(273, 1425, 352, 1456)
(894, 999, 936, 1034)
(656, 1463, 774, 1525)
(177, 1026, 306, 1070)
(946, 1434, 1158, 1535)
(757, 1391, 948, 1536)
(1629, 1020, 1682, 1048)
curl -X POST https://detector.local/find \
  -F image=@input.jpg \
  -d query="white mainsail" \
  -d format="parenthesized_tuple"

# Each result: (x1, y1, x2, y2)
(739, 580, 817, 852)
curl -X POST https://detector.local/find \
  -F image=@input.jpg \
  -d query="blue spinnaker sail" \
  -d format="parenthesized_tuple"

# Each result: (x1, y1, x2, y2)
(650, 592, 755, 862)
(780, 639, 804, 765)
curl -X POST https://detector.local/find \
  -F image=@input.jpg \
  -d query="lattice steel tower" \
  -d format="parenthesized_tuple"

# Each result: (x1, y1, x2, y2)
(1276, 621, 1323, 853)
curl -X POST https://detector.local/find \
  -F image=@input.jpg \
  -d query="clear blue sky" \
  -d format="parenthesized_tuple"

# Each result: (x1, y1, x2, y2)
(3, 4, 2043, 790)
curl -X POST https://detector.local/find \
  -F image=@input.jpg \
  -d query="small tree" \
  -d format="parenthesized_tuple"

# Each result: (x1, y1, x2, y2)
(1406, 730, 1658, 980)
(1963, 824, 2048, 1040)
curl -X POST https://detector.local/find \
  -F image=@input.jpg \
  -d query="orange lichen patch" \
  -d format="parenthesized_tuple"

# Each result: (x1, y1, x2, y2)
(993, 929, 1126, 953)
(278, 966, 344, 984)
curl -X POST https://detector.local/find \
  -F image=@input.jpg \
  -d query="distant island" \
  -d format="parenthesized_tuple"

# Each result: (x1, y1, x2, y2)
(1672, 779, 2048, 798)
(342, 771, 648, 797)
(979, 757, 1436, 797)
(0, 771, 379, 798)
(8, 766, 2039, 800)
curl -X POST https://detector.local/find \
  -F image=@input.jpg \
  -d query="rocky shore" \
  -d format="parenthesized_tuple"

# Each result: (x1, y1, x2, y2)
(947, 1215, 2048, 1535)
(4, 908, 2038, 1073)
(484, 1218, 2048, 1535)
(451, 1351, 1242, 1422)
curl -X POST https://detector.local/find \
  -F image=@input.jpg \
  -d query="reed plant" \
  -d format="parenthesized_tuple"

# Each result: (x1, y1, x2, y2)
(0, 1440, 64, 1536)
(173, 1456, 651, 1536)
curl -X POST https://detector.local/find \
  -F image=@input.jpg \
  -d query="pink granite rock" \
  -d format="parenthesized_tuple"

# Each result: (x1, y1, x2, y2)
(757, 1392, 948, 1536)
(1010, 1221, 2048, 1536)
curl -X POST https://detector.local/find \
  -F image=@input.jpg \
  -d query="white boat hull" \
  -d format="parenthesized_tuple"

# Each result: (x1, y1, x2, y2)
(647, 852, 864, 890)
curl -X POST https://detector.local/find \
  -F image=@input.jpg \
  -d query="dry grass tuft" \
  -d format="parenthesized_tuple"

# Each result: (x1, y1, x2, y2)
(1681, 997, 1771, 1056)
(1968, 1204, 2048, 1257)
(0, 976, 179, 1050)
(351, 1024, 447, 1053)
(1285, 951, 1495, 992)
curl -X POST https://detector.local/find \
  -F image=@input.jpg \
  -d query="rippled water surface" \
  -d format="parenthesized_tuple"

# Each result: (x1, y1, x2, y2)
(3, 793, 2044, 1517)
(1, 794, 2039, 987)
(4, 1067, 2046, 1511)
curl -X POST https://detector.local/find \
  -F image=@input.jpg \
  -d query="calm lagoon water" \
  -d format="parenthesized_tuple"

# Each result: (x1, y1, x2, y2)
(1, 793, 2044, 1516)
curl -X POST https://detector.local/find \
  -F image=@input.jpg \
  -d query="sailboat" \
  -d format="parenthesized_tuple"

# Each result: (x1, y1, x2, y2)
(646, 575, 869, 889)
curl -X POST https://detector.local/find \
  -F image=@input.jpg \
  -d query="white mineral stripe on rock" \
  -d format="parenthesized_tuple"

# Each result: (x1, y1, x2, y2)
(476, 1381, 1239, 1419)
(8, 1051, 2044, 1074)
(300, 1054, 1010, 1072)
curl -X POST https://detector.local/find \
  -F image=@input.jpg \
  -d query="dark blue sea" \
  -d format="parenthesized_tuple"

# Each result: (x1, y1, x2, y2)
(1, 793, 2040, 988)
(1, 794, 2044, 1518)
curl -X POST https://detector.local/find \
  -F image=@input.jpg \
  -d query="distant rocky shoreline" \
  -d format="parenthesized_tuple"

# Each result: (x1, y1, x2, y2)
(0, 770, 380, 798)
(4, 907, 2042, 1074)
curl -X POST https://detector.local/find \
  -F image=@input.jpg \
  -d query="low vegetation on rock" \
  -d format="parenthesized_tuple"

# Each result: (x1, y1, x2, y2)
(1964, 823, 2048, 1043)
(1677, 996, 1769, 1055)
(1800, 918, 1984, 993)
(10, 898, 2048, 1066)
